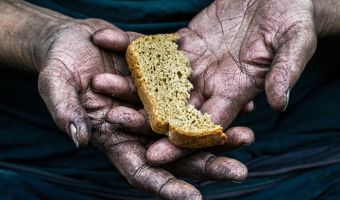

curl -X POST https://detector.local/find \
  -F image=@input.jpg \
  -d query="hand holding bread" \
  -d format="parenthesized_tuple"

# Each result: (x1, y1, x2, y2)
(91, 29, 250, 199)
(147, 0, 317, 165)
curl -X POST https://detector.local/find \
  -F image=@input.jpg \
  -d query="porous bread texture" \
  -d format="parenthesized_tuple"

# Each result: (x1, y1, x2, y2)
(126, 33, 227, 148)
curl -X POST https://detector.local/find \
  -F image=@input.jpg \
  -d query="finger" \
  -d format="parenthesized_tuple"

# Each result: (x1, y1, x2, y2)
(91, 28, 130, 52)
(265, 27, 317, 111)
(146, 138, 194, 165)
(111, 54, 130, 76)
(169, 152, 248, 182)
(241, 101, 255, 113)
(189, 89, 206, 110)
(106, 106, 153, 135)
(198, 57, 259, 128)
(91, 29, 143, 51)
(80, 89, 112, 112)
(209, 126, 254, 152)
(147, 126, 254, 165)
(38, 72, 90, 147)
(200, 95, 243, 129)
(96, 130, 202, 200)
(126, 31, 144, 43)
(92, 73, 140, 103)
(189, 93, 254, 113)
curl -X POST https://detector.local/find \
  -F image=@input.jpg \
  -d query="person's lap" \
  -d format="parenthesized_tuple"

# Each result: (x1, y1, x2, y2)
(0, 12, 339, 200)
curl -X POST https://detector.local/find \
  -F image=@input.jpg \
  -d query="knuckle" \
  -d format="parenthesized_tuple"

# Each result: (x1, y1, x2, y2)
(129, 163, 151, 187)
(83, 18, 104, 25)
(204, 154, 217, 176)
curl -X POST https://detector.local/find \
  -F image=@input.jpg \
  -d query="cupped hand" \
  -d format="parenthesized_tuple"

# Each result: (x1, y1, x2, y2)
(37, 19, 139, 146)
(147, 0, 317, 164)
(181, 0, 317, 122)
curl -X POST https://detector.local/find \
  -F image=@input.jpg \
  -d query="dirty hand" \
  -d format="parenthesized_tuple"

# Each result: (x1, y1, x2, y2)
(148, 0, 318, 164)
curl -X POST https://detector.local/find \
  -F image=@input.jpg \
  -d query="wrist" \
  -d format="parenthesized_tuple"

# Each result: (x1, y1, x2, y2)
(313, 0, 340, 37)
(0, 0, 73, 72)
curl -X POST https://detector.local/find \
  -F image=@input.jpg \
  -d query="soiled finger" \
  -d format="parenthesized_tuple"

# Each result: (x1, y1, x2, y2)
(169, 152, 248, 182)
(147, 126, 254, 164)
(92, 73, 140, 103)
(38, 68, 91, 147)
(92, 29, 143, 51)
(210, 127, 254, 152)
(264, 28, 316, 111)
(91, 28, 130, 52)
(147, 137, 194, 165)
(106, 106, 153, 135)
(242, 101, 255, 113)
(94, 129, 202, 200)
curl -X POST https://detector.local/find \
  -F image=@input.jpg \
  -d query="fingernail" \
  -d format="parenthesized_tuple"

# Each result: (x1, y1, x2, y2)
(232, 180, 244, 183)
(283, 89, 290, 112)
(69, 123, 79, 148)
(244, 138, 255, 146)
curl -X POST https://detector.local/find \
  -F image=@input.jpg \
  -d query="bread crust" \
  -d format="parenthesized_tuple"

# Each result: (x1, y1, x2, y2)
(126, 33, 227, 148)
(169, 126, 227, 148)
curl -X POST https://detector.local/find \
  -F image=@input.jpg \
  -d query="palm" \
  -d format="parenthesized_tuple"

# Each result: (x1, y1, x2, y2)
(38, 19, 134, 146)
(179, 0, 317, 128)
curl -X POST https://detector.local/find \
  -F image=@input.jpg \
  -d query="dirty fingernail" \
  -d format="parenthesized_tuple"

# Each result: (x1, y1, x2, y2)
(70, 123, 79, 148)
(283, 89, 290, 112)
(244, 138, 255, 146)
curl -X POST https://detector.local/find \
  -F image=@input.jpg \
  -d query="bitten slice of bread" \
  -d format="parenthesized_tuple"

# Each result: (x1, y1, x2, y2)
(126, 33, 227, 148)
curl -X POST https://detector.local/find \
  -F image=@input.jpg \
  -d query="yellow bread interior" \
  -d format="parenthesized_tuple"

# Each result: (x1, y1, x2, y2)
(126, 33, 227, 148)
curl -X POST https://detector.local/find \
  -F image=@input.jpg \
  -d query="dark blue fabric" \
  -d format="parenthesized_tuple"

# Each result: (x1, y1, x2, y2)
(25, 0, 212, 34)
(1, 0, 340, 199)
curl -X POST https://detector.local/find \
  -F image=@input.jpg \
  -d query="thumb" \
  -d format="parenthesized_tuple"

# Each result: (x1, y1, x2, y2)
(265, 29, 317, 111)
(38, 70, 91, 147)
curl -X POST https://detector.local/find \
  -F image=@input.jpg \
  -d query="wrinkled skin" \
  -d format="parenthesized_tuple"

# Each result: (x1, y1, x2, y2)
(183, 0, 316, 116)
(38, 19, 249, 199)
(38, 19, 136, 146)
(146, 0, 317, 164)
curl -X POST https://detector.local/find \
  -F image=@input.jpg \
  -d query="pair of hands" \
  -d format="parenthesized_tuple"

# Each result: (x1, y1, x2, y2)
(37, 0, 317, 199)
(38, 18, 251, 199)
